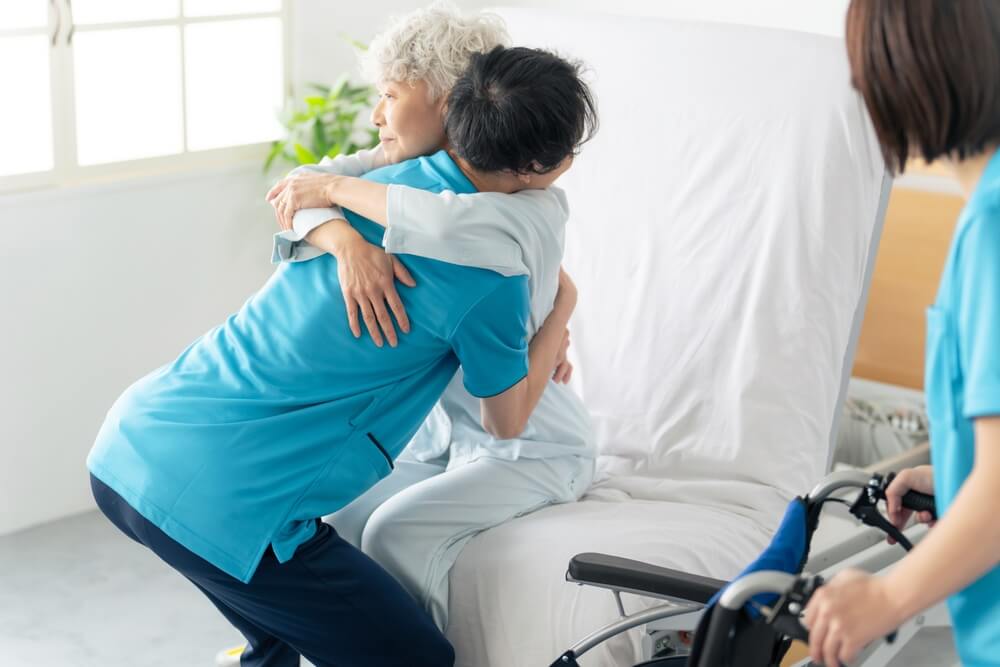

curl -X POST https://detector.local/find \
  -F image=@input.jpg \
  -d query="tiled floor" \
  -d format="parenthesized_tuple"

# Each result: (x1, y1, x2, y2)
(0, 510, 244, 667)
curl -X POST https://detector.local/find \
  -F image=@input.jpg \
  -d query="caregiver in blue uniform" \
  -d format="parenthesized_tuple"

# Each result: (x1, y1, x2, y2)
(804, 2, 1000, 666)
(86, 47, 590, 667)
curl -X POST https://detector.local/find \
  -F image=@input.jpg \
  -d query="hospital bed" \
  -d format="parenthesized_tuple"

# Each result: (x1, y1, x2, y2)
(443, 8, 902, 666)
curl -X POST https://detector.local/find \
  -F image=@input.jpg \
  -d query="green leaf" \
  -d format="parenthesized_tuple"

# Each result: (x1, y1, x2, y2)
(264, 140, 284, 172)
(313, 119, 328, 156)
(331, 74, 349, 99)
(263, 51, 379, 171)
(293, 142, 319, 165)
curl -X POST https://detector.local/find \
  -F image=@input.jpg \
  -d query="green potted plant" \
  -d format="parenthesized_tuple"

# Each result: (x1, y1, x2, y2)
(265, 73, 379, 172)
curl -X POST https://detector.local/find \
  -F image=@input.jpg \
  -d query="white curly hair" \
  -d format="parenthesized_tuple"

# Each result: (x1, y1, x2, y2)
(360, 1, 511, 102)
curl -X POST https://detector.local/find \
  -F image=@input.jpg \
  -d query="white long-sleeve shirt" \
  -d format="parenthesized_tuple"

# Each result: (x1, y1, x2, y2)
(271, 149, 595, 465)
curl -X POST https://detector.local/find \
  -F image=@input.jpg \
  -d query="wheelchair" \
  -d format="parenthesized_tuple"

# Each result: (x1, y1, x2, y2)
(551, 469, 941, 667)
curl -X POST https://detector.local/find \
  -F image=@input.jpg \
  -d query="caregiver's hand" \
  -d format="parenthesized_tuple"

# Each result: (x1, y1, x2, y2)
(885, 466, 936, 543)
(802, 569, 903, 667)
(553, 329, 573, 383)
(266, 173, 342, 231)
(306, 221, 415, 348)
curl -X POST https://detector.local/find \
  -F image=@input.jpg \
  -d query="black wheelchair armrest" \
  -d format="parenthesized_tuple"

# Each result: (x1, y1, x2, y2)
(567, 552, 727, 605)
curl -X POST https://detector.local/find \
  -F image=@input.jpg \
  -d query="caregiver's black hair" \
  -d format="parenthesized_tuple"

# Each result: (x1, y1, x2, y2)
(846, 0, 1000, 174)
(445, 46, 598, 174)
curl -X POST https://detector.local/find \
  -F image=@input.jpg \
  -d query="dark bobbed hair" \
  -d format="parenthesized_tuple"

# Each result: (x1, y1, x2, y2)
(444, 46, 598, 174)
(846, 0, 1000, 174)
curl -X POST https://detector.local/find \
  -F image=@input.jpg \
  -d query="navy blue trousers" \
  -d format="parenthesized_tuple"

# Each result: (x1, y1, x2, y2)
(91, 474, 455, 667)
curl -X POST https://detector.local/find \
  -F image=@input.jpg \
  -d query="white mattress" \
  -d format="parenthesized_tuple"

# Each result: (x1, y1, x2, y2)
(447, 496, 770, 667)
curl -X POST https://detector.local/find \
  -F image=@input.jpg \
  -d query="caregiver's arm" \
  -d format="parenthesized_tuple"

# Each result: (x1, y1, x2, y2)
(881, 419, 1000, 615)
(304, 222, 414, 348)
(480, 269, 577, 439)
(267, 146, 417, 347)
(804, 418, 1000, 666)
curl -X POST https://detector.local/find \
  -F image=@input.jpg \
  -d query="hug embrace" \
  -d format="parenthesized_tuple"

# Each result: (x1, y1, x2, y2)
(88, 4, 597, 666)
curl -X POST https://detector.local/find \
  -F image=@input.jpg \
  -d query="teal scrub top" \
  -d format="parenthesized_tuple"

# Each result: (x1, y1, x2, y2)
(87, 150, 530, 583)
(925, 149, 1000, 665)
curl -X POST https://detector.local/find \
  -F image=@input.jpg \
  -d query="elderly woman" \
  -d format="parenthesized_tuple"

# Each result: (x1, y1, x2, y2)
(803, 2, 1000, 666)
(264, 2, 597, 632)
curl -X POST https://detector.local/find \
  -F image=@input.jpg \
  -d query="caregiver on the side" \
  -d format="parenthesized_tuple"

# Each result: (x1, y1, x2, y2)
(804, 2, 1000, 666)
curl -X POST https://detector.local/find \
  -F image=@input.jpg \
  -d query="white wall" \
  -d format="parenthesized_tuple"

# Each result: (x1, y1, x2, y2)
(1, 0, 851, 535)
(0, 167, 276, 535)
(292, 0, 849, 90)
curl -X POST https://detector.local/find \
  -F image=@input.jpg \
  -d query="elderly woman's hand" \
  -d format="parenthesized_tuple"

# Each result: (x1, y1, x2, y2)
(803, 569, 904, 667)
(266, 173, 343, 231)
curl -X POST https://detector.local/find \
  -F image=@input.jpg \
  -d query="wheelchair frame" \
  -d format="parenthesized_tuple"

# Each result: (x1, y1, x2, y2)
(552, 445, 954, 667)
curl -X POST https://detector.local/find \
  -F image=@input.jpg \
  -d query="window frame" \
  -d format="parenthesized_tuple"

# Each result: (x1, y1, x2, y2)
(0, 0, 292, 195)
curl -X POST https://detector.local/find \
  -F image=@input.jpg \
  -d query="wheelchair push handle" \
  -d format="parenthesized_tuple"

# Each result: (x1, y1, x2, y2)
(901, 489, 936, 516)
(884, 472, 937, 519)
(766, 574, 899, 650)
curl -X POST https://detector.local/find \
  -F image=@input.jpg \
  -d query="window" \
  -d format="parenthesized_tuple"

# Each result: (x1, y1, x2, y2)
(0, 0, 288, 192)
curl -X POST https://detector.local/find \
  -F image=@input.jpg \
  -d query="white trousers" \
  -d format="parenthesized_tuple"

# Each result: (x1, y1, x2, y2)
(327, 452, 594, 631)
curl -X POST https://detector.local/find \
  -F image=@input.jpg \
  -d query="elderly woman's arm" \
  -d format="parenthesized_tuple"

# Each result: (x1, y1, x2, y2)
(268, 161, 569, 344)
(268, 145, 385, 240)
(275, 174, 569, 278)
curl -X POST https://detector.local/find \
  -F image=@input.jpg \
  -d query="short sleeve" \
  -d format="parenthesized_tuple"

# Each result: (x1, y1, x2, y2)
(383, 186, 570, 277)
(955, 209, 1000, 418)
(285, 146, 385, 243)
(449, 276, 530, 398)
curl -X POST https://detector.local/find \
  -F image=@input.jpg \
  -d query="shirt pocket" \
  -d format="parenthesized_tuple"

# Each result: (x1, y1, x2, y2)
(348, 392, 395, 473)
(321, 432, 394, 513)
(925, 306, 959, 429)
(348, 391, 388, 430)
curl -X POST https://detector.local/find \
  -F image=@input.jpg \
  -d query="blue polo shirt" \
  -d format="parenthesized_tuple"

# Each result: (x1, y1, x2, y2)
(925, 149, 1000, 664)
(87, 150, 530, 583)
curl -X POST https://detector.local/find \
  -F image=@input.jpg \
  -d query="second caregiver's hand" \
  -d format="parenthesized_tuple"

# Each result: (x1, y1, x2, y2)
(802, 569, 904, 667)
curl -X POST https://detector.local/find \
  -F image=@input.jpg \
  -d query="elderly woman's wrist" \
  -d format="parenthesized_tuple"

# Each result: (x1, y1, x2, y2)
(324, 175, 346, 206)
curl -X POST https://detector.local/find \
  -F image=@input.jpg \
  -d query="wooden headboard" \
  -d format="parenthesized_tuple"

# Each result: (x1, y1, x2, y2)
(851, 177, 964, 389)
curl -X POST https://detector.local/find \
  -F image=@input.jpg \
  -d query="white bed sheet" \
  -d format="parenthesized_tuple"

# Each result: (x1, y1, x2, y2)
(447, 495, 770, 667)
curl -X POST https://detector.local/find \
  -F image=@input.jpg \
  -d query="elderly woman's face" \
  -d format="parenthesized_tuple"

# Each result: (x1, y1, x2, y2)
(371, 79, 447, 164)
